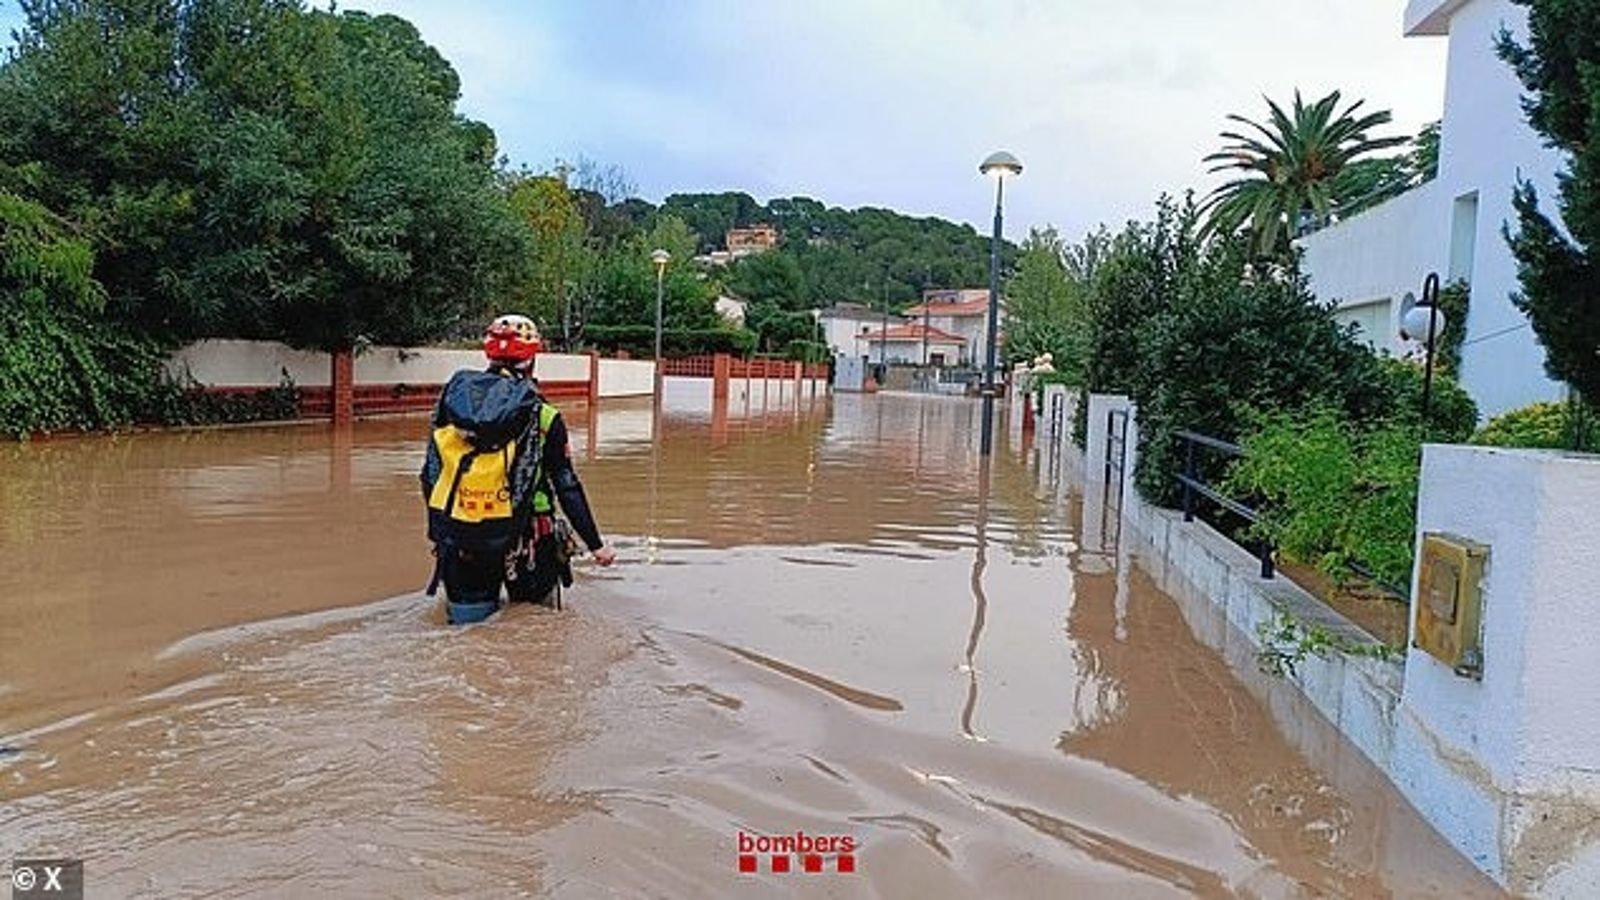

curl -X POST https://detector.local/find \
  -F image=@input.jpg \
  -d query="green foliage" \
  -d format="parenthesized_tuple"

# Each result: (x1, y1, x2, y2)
(657, 192, 768, 251)
(1435, 278, 1470, 375)
(1, 1, 526, 351)
(1122, 234, 1396, 506)
(1332, 120, 1441, 219)
(582, 216, 721, 339)
(1222, 358, 1476, 595)
(1227, 408, 1429, 589)
(582, 325, 756, 359)
(648, 192, 1011, 307)
(744, 299, 822, 353)
(728, 252, 808, 310)
(0, 185, 301, 436)
(1002, 227, 1087, 380)
(784, 340, 830, 364)
(1201, 90, 1409, 258)
(1256, 607, 1396, 678)
(1063, 190, 1476, 516)
(505, 173, 587, 338)
(1370, 355, 1479, 440)
(1497, 3, 1600, 409)
(1, 303, 303, 437)
(1473, 399, 1600, 451)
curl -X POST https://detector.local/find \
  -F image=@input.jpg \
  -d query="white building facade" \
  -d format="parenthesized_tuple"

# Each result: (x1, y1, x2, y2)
(1299, 0, 1567, 418)
(815, 303, 903, 362)
(903, 290, 993, 367)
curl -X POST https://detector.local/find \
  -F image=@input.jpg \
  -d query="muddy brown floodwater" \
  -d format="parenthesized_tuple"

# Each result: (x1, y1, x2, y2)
(1, 392, 1502, 898)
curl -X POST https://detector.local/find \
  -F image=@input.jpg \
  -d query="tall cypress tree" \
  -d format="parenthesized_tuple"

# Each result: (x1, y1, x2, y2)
(1498, 0, 1600, 408)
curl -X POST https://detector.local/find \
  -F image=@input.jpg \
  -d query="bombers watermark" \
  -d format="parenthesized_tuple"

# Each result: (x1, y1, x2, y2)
(736, 830, 857, 874)
(9, 859, 83, 900)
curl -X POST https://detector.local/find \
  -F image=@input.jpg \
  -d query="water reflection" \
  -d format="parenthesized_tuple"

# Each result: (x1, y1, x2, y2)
(960, 465, 990, 743)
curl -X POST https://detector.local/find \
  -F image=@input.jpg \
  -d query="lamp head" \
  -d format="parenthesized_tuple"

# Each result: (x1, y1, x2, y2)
(650, 248, 671, 269)
(979, 150, 1023, 179)
(1400, 304, 1448, 345)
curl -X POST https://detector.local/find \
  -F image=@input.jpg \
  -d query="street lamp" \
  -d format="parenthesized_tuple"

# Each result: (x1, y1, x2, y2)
(1399, 272, 1449, 426)
(978, 150, 1022, 456)
(651, 248, 671, 362)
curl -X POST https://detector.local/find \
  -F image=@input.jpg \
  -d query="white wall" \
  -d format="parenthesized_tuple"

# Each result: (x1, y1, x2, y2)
(168, 340, 596, 388)
(167, 339, 333, 387)
(1302, 186, 1440, 356)
(355, 346, 483, 384)
(1400, 444, 1600, 895)
(1300, 0, 1565, 418)
(924, 313, 987, 365)
(597, 358, 655, 398)
(821, 315, 897, 360)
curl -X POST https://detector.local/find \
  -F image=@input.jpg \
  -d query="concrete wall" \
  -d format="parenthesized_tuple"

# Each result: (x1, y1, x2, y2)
(168, 340, 598, 389)
(1299, 0, 1565, 417)
(597, 358, 656, 398)
(1397, 445, 1600, 896)
(167, 339, 332, 388)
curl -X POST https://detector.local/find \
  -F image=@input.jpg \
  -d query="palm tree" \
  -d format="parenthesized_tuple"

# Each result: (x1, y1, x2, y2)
(1201, 90, 1409, 258)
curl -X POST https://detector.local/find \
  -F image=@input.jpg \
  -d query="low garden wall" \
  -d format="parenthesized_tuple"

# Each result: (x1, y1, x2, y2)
(165, 340, 631, 421)
(1068, 393, 1600, 897)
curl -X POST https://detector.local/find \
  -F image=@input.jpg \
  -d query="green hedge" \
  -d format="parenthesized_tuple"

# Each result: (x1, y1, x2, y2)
(1, 304, 301, 438)
(1227, 408, 1424, 590)
(1473, 400, 1598, 450)
(783, 340, 830, 363)
(582, 325, 757, 358)
(1220, 361, 1477, 593)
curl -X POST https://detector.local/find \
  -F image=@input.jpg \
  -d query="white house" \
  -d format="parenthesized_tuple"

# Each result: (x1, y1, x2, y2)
(815, 302, 903, 361)
(863, 323, 967, 366)
(1299, 0, 1567, 417)
(902, 289, 993, 367)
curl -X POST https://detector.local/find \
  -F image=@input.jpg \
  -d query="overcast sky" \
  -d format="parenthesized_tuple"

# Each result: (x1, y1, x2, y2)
(3, 1, 1451, 241)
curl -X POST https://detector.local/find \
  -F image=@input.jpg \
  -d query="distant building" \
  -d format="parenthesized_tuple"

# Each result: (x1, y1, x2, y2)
(902, 289, 994, 366)
(694, 250, 734, 267)
(715, 294, 747, 327)
(1298, 0, 1566, 417)
(815, 303, 901, 361)
(726, 224, 779, 257)
(864, 323, 967, 366)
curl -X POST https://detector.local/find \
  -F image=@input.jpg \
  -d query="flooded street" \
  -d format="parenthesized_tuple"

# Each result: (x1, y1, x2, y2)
(1, 393, 1500, 897)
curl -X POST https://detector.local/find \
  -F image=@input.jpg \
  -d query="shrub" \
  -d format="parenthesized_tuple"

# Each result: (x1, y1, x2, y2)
(1473, 400, 1599, 450)
(1127, 246, 1393, 506)
(1368, 356, 1478, 441)
(783, 340, 830, 363)
(1227, 407, 1423, 589)
(0, 304, 301, 437)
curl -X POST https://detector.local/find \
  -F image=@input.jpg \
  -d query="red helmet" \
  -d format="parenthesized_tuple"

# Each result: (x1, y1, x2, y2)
(483, 314, 540, 366)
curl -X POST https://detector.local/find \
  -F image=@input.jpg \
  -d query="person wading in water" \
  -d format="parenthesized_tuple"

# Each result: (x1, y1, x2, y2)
(420, 315, 615, 624)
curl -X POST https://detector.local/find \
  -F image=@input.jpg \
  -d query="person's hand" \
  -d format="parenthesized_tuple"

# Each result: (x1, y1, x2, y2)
(591, 545, 617, 567)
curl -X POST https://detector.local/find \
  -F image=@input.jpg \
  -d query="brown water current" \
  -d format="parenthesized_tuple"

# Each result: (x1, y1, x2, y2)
(0, 392, 1503, 897)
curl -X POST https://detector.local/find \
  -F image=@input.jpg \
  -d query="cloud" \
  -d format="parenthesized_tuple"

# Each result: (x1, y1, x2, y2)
(8, 0, 1449, 244)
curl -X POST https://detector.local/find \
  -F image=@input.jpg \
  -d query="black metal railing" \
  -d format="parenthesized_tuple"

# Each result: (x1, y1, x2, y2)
(1173, 429, 1275, 579)
(1105, 409, 1128, 483)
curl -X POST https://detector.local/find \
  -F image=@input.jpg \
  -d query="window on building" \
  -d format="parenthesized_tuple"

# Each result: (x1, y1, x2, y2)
(1449, 191, 1479, 285)
(1335, 298, 1394, 350)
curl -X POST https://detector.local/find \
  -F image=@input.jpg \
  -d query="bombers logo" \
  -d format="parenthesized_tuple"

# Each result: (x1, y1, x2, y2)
(736, 831, 857, 874)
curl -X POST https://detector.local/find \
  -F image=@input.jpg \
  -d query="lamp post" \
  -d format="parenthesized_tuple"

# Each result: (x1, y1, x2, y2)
(651, 248, 670, 396)
(978, 150, 1022, 456)
(1400, 272, 1449, 427)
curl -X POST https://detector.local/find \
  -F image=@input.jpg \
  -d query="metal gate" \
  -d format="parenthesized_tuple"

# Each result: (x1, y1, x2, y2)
(1104, 408, 1128, 511)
